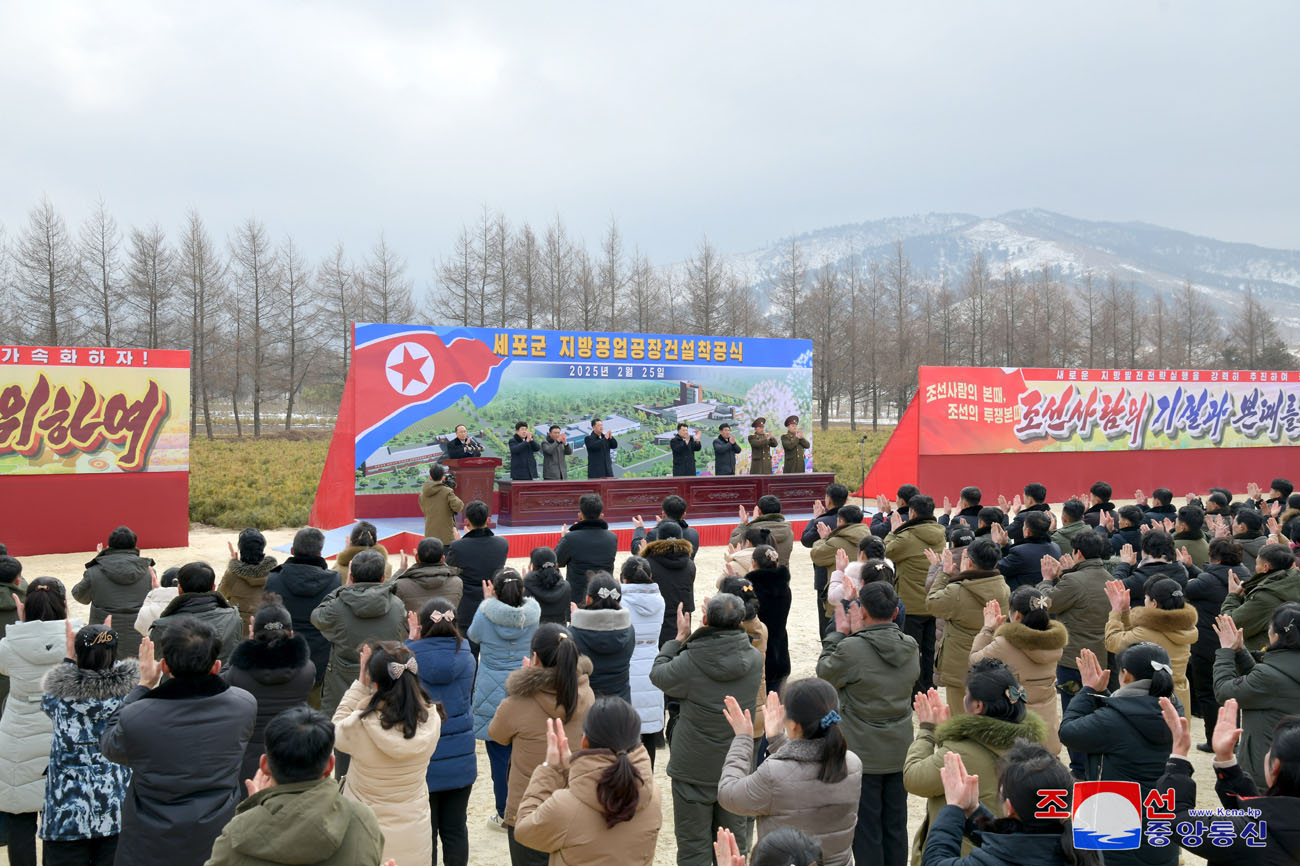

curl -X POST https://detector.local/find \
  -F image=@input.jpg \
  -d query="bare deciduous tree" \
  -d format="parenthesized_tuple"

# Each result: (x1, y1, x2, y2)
(77, 197, 123, 346)
(14, 196, 78, 343)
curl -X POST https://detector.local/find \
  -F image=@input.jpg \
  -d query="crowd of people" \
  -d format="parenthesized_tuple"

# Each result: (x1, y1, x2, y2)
(1, 477, 1300, 866)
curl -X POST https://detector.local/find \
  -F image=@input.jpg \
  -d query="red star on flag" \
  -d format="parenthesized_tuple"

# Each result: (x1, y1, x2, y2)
(389, 346, 429, 390)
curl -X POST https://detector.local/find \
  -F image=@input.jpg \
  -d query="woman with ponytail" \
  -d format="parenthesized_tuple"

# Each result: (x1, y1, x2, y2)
(904, 658, 1048, 862)
(718, 678, 862, 866)
(407, 598, 477, 866)
(970, 586, 1069, 753)
(1059, 642, 1180, 866)
(569, 573, 635, 701)
(1103, 576, 1198, 717)
(1210, 603, 1300, 784)
(524, 547, 571, 625)
(333, 520, 392, 579)
(222, 593, 315, 793)
(513, 696, 662, 865)
(333, 640, 440, 866)
(489, 623, 596, 866)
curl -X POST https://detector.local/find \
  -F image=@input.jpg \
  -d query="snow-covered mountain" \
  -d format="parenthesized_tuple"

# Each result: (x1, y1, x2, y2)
(732, 209, 1300, 326)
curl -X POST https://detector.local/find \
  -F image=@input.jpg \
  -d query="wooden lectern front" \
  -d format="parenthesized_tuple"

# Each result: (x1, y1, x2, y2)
(444, 457, 502, 525)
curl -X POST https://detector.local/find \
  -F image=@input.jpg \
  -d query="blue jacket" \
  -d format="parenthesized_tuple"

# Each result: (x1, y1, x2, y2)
(466, 597, 541, 739)
(407, 635, 477, 792)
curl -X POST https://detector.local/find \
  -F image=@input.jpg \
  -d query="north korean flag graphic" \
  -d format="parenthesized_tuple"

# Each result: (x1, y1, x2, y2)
(352, 324, 509, 464)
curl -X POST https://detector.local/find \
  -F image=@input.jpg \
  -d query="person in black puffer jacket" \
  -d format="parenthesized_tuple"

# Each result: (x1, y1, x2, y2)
(743, 544, 792, 693)
(523, 546, 571, 625)
(264, 528, 342, 701)
(638, 522, 697, 647)
(221, 595, 315, 794)
(1107, 505, 1146, 557)
(1181, 537, 1252, 749)
(569, 573, 635, 701)
(1113, 530, 1189, 608)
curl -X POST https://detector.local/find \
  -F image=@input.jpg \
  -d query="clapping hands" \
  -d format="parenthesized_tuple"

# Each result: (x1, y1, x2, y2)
(940, 751, 982, 817)
(1119, 543, 1138, 566)
(1157, 696, 1193, 759)
(545, 717, 572, 770)
(816, 521, 832, 539)
(835, 548, 850, 574)
(1104, 579, 1131, 612)
(1213, 614, 1244, 650)
(721, 694, 754, 737)
(1077, 648, 1110, 692)
(912, 688, 950, 726)
(982, 599, 1005, 631)
(1040, 554, 1062, 582)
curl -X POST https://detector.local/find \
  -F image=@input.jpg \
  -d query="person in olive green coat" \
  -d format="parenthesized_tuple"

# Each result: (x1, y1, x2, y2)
(808, 507, 872, 570)
(1172, 505, 1210, 567)
(204, 706, 385, 866)
(779, 415, 809, 474)
(1222, 543, 1300, 650)
(1212, 603, 1300, 785)
(925, 539, 1011, 717)
(419, 464, 465, 546)
(884, 495, 948, 695)
(747, 418, 778, 475)
(817, 581, 919, 866)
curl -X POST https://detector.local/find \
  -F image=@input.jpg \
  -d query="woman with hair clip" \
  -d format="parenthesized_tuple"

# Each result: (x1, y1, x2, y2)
(742, 544, 792, 693)
(618, 556, 666, 764)
(0, 577, 81, 866)
(524, 547, 571, 625)
(718, 678, 862, 866)
(569, 573, 635, 702)
(407, 597, 477, 866)
(333, 520, 392, 578)
(718, 576, 770, 761)
(970, 586, 1069, 753)
(222, 593, 316, 795)
(468, 568, 541, 830)
(40, 619, 137, 865)
(218, 527, 278, 624)
(1155, 697, 1300, 865)
(513, 696, 662, 865)
(903, 658, 1047, 862)
(333, 640, 441, 866)
(1210, 603, 1300, 784)
(1058, 643, 1180, 866)
(922, 745, 1102, 866)
(489, 623, 596, 866)
(1103, 576, 1198, 718)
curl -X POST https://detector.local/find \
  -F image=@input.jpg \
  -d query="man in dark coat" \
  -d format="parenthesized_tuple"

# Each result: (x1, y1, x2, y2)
(101, 615, 257, 866)
(1083, 480, 1116, 527)
(747, 418, 777, 475)
(630, 494, 701, 557)
(994, 510, 1062, 591)
(71, 524, 155, 658)
(670, 423, 701, 477)
(1142, 487, 1179, 526)
(639, 521, 698, 646)
(779, 415, 809, 474)
(1106, 504, 1146, 556)
(265, 528, 341, 702)
(870, 484, 918, 539)
(939, 486, 983, 529)
(584, 418, 618, 478)
(445, 424, 482, 459)
(540, 425, 572, 480)
(149, 562, 244, 666)
(446, 499, 510, 649)
(391, 536, 464, 613)
(801, 482, 849, 637)
(712, 424, 741, 475)
(1006, 482, 1053, 544)
(507, 421, 540, 481)
(554, 493, 618, 604)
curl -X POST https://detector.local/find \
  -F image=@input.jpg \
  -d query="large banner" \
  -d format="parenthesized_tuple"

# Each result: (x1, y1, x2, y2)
(350, 323, 813, 495)
(0, 345, 190, 474)
(918, 366, 1300, 455)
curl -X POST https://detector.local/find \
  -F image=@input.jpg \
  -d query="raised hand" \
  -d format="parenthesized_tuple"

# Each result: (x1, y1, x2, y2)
(482, 580, 496, 600)
(1011, 493, 1023, 514)
(925, 548, 940, 565)
(1104, 579, 1130, 612)
(407, 610, 421, 641)
(1247, 481, 1261, 500)
(927, 688, 950, 725)
(1135, 488, 1146, 505)
(1162, 518, 1175, 533)
(228, 540, 238, 559)
(940, 547, 955, 575)
(1119, 543, 1137, 566)
(1040, 554, 1062, 582)
(245, 766, 274, 798)
(714, 828, 745, 866)
(722, 694, 754, 737)
(876, 493, 890, 513)
(559, 524, 568, 537)
(738, 505, 748, 524)
(990, 522, 1009, 547)
(1269, 501, 1282, 518)
(248, 615, 255, 639)
(812, 500, 826, 518)
(764, 690, 785, 741)
(1139, 523, 1151, 536)
(545, 717, 572, 770)
(1227, 571, 1244, 597)
(150, 567, 159, 590)
(1049, 511, 1058, 531)
(942, 495, 952, 515)
(1100, 510, 1116, 532)
(452, 525, 462, 541)
(1175, 546, 1193, 567)
(913, 690, 935, 725)
(1214, 614, 1244, 650)
(358, 643, 373, 687)
(632, 515, 644, 529)
(400, 550, 409, 572)
(816, 521, 832, 539)
(1213, 518, 1230, 539)
(940, 750, 981, 817)
(1077, 648, 1110, 692)
(889, 511, 903, 532)
(1213, 700, 1243, 762)
(65, 619, 77, 660)
(1157, 696, 1192, 758)
(752, 505, 761, 522)
(835, 547, 850, 574)
(1268, 517, 1282, 538)
(138, 637, 163, 688)
(982, 599, 1005, 631)
(675, 603, 691, 643)
(997, 494, 1010, 512)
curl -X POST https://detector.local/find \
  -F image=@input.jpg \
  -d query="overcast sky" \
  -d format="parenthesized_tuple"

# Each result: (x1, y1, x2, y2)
(2, 1, 1297, 272)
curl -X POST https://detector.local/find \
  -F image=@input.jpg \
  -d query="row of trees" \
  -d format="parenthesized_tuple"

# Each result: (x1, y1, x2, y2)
(1, 197, 1293, 437)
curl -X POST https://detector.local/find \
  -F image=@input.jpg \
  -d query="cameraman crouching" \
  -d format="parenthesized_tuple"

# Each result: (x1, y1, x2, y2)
(420, 463, 464, 545)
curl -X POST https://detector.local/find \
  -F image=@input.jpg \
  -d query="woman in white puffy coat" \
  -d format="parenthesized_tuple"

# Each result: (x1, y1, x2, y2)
(0, 577, 82, 866)
(619, 556, 666, 766)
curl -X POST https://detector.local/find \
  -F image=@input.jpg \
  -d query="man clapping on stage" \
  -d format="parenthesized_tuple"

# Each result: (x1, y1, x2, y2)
(540, 424, 572, 480)
(508, 421, 540, 481)
(670, 423, 701, 477)
(585, 418, 618, 478)
(713, 424, 741, 476)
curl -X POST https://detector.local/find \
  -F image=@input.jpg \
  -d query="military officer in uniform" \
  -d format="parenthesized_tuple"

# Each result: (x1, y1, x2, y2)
(748, 417, 778, 475)
(780, 414, 810, 474)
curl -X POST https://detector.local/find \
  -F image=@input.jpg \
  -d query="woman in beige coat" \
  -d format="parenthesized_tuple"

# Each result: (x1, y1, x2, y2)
(488, 623, 597, 864)
(925, 540, 1010, 717)
(514, 696, 662, 866)
(969, 586, 1069, 753)
(333, 641, 440, 866)
(1103, 576, 1199, 715)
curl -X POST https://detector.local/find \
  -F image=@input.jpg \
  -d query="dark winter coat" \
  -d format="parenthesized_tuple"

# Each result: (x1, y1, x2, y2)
(309, 582, 408, 716)
(650, 625, 764, 787)
(1038, 557, 1112, 670)
(1113, 559, 1189, 609)
(584, 432, 618, 478)
(264, 555, 341, 687)
(1222, 566, 1300, 650)
(218, 556, 278, 625)
(779, 431, 809, 473)
(554, 519, 618, 604)
(1213, 646, 1300, 785)
(570, 607, 636, 701)
(670, 433, 701, 476)
(100, 675, 257, 866)
(447, 528, 510, 639)
(1110, 524, 1144, 557)
(392, 561, 463, 613)
(748, 432, 778, 475)
(72, 547, 154, 658)
(802, 507, 842, 595)
(728, 513, 796, 566)
(1084, 500, 1116, 527)
(996, 538, 1062, 591)
(817, 623, 919, 774)
(221, 635, 316, 790)
(631, 518, 700, 558)
(641, 538, 697, 646)
(540, 437, 572, 480)
(746, 564, 792, 687)
(1143, 503, 1178, 527)
(1185, 562, 1252, 657)
(407, 634, 478, 792)
(523, 569, 571, 624)
(713, 435, 741, 475)
(939, 505, 984, 530)
(921, 804, 1074, 866)
(149, 591, 244, 666)
(509, 433, 541, 481)
(1007, 503, 1052, 545)
(40, 660, 139, 841)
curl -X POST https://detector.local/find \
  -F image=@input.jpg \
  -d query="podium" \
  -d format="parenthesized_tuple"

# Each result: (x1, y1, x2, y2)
(445, 457, 502, 525)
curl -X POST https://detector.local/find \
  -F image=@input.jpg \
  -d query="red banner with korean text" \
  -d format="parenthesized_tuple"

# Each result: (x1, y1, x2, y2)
(918, 366, 1300, 455)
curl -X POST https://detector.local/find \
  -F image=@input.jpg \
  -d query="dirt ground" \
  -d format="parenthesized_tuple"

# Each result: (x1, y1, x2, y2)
(11, 527, 1222, 865)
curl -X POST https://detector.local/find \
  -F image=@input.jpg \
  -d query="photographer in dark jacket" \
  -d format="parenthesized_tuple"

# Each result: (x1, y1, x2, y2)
(713, 424, 742, 475)
(446, 500, 509, 652)
(508, 421, 540, 481)
(554, 493, 618, 604)
(264, 527, 340, 706)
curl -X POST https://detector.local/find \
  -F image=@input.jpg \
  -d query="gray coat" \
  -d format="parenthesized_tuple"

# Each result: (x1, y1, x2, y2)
(101, 676, 257, 866)
(540, 437, 572, 480)
(713, 436, 741, 475)
(148, 591, 245, 666)
(309, 583, 408, 716)
(72, 547, 154, 658)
